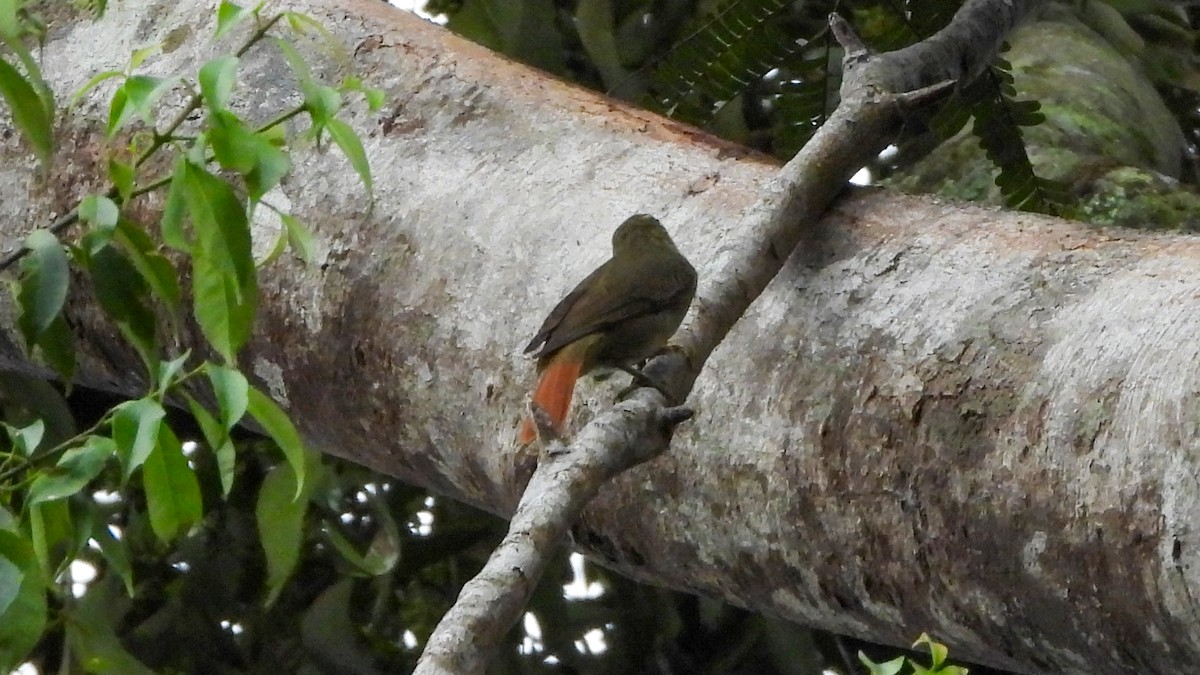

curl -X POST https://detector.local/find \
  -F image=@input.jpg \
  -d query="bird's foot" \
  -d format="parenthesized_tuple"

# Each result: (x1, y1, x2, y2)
(615, 364, 670, 402)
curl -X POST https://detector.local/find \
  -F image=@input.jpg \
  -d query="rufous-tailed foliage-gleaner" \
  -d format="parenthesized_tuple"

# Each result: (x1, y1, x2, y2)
(519, 214, 698, 444)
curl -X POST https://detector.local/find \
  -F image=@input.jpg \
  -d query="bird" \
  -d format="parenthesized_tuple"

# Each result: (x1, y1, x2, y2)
(518, 214, 697, 445)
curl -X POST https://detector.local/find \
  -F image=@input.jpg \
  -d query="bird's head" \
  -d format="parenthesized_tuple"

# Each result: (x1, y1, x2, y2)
(612, 214, 675, 253)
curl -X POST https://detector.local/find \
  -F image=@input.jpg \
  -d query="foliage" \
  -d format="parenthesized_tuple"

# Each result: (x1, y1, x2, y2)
(0, 0, 1194, 672)
(646, 0, 798, 123)
(0, 1, 381, 670)
(0, 2, 852, 673)
(928, 59, 1072, 215)
(437, 0, 1200, 217)
(860, 634, 969, 675)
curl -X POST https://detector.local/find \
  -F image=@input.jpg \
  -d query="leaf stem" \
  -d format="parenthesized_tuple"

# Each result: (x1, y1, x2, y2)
(0, 363, 205, 484)
(0, 13, 287, 272)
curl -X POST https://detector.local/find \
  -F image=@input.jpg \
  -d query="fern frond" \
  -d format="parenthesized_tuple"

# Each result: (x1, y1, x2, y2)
(964, 60, 1071, 215)
(648, 0, 798, 125)
(773, 42, 837, 157)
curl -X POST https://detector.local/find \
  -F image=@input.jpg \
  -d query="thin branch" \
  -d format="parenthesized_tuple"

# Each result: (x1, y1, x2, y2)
(401, 1, 1054, 672)
(671, 0, 1050, 392)
(415, 391, 692, 674)
(0, 363, 205, 483)
(0, 13, 286, 272)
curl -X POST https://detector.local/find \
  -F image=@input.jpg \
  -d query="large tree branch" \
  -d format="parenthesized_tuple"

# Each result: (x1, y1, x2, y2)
(420, 2, 1051, 667)
(1, 1, 1196, 673)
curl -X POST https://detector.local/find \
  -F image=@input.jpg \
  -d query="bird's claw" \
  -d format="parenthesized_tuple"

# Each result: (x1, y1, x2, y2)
(615, 365, 670, 402)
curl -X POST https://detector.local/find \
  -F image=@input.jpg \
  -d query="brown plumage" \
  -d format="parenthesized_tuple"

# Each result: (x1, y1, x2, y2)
(518, 214, 697, 444)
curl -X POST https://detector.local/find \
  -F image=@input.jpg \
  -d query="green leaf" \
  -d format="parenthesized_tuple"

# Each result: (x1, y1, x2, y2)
(207, 363, 248, 430)
(17, 230, 73, 378)
(160, 160, 189, 250)
(141, 423, 201, 542)
(181, 162, 257, 363)
(649, 0, 795, 125)
(208, 110, 291, 201)
(88, 244, 157, 367)
(120, 74, 176, 120)
(321, 523, 369, 574)
(215, 0, 254, 39)
(244, 142, 291, 203)
(281, 11, 345, 65)
(309, 85, 341, 128)
(107, 75, 177, 136)
(199, 55, 239, 111)
(364, 87, 384, 111)
(28, 499, 72, 577)
(0, 529, 47, 672)
(186, 395, 235, 496)
(213, 439, 236, 496)
(17, 229, 69, 347)
(246, 386, 305, 496)
(4, 419, 44, 456)
(859, 652, 906, 675)
(256, 460, 309, 606)
(0, 549, 18, 618)
(70, 69, 122, 109)
(107, 158, 135, 202)
(258, 221, 290, 268)
(37, 314, 75, 381)
(0, 55, 53, 165)
(325, 117, 372, 193)
(962, 65, 1067, 216)
(186, 130, 209, 164)
(89, 507, 133, 595)
(340, 75, 385, 111)
(208, 109, 257, 173)
(300, 580, 378, 671)
(0, 0, 20, 41)
(79, 195, 119, 230)
(155, 350, 191, 392)
(322, 508, 399, 577)
(128, 44, 160, 71)
(26, 437, 115, 505)
(575, 0, 626, 92)
(112, 397, 166, 480)
(105, 85, 130, 137)
(0, 372, 75, 447)
(281, 213, 315, 263)
(273, 36, 327, 122)
(913, 633, 949, 668)
(80, 226, 114, 259)
(115, 218, 182, 313)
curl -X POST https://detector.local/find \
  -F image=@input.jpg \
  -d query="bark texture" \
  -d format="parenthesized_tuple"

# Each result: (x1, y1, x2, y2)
(1, 1, 1198, 673)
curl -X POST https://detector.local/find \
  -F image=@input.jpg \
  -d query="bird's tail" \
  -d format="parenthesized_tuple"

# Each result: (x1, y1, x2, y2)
(517, 342, 590, 445)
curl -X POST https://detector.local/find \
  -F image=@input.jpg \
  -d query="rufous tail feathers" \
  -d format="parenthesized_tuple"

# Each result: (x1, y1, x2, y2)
(517, 350, 585, 445)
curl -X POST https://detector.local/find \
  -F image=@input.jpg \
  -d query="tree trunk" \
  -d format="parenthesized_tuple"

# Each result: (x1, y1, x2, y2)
(2, 1, 1198, 672)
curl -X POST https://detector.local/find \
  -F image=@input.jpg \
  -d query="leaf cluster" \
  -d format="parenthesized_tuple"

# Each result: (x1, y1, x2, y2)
(860, 634, 969, 675)
(0, 1, 383, 670)
(436, 0, 1200, 216)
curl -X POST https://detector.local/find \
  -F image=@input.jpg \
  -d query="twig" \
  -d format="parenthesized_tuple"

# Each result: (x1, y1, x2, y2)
(0, 13, 286, 272)
(414, 391, 692, 674)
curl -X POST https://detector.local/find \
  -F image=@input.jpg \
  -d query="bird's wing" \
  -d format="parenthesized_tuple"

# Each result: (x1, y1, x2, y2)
(525, 257, 688, 359)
